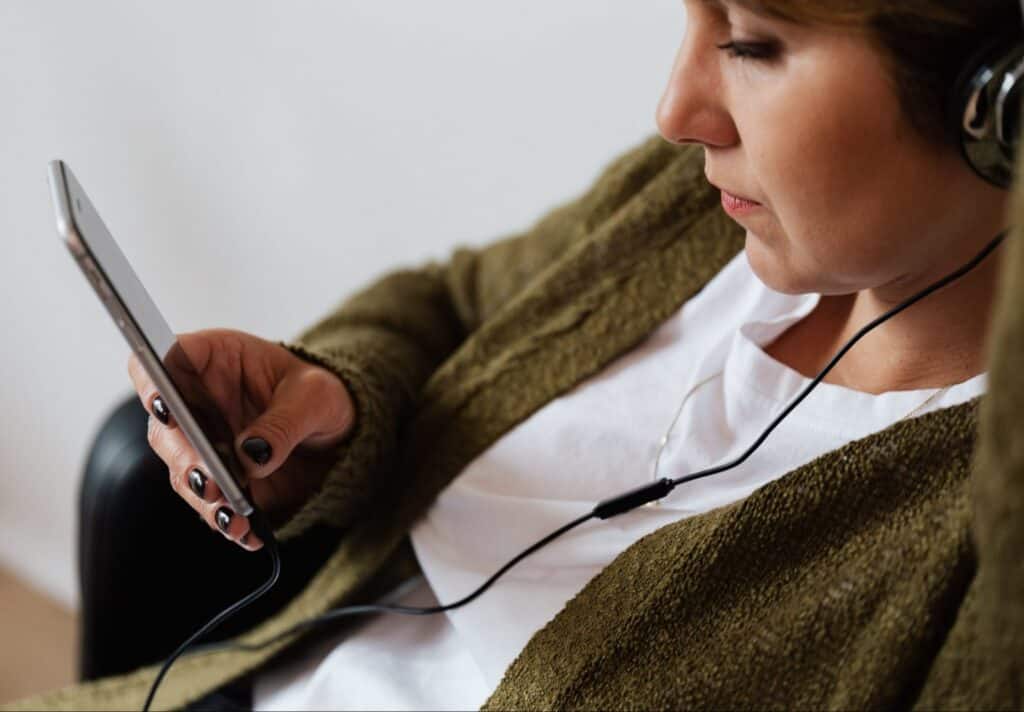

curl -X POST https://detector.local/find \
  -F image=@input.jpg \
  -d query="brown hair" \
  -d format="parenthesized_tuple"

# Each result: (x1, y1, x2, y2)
(734, 1, 1020, 146)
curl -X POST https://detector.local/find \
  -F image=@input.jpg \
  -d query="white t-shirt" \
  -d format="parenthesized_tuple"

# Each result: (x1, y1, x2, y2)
(254, 250, 987, 711)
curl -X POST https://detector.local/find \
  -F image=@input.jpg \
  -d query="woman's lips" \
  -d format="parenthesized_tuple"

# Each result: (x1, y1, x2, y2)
(721, 189, 762, 216)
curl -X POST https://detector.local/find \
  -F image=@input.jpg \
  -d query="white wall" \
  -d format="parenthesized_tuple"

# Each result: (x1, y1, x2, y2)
(0, 1, 683, 609)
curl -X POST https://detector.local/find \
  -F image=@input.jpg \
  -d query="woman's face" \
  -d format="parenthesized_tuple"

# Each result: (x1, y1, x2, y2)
(656, 0, 1009, 297)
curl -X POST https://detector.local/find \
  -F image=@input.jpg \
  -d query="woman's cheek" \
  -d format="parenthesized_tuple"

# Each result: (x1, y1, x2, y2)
(742, 216, 809, 294)
(745, 199, 845, 295)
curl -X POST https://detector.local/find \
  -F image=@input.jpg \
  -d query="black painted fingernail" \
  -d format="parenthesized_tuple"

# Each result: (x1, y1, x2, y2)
(152, 396, 170, 424)
(215, 507, 233, 533)
(242, 437, 272, 466)
(188, 469, 207, 499)
(240, 532, 251, 547)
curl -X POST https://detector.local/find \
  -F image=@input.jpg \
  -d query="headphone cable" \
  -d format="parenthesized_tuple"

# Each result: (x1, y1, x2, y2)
(142, 513, 280, 711)
(143, 229, 1008, 709)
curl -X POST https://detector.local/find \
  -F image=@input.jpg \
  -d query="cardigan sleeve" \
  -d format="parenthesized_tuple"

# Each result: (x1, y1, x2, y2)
(964, 195, 1024, 705)
(911, 148, 1024, 706)
(932, 108, 1024, 707)
(273, 134, 689, 540)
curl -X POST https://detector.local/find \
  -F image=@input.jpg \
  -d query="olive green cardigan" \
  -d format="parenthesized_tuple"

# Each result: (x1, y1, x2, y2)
(9, 135, 1024, 710)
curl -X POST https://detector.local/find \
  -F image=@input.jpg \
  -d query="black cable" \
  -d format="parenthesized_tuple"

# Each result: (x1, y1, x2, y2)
(672, 229, 1008, 487)
(151, 228, 1009, 697)
(187, 511, 596, 657)
(142, 512, 281, 712)
(594, 229, 1010, 515)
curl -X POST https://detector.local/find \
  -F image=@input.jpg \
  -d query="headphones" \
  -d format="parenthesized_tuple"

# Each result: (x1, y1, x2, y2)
(950, 30, 1024, 188)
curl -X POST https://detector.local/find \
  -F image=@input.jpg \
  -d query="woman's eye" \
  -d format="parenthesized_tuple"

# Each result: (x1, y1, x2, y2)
(715, 40, 778, 61)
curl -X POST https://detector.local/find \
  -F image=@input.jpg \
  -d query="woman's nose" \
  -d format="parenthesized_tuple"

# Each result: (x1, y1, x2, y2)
(656, 40, 738, 149)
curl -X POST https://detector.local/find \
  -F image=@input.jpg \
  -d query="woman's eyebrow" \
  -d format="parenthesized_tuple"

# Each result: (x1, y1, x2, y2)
(698, 0, 781, 21)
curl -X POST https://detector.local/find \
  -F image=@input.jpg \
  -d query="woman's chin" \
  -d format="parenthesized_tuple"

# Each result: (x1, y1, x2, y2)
(743, 233, 810, 296)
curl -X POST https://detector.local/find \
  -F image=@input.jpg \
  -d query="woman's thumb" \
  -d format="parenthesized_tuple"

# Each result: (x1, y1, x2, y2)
(235, 368, 355, 477)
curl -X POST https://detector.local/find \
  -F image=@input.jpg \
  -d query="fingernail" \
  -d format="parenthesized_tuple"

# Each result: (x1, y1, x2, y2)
(242, 437, 272, 466)
(188, 469, 207, 499)
(152, 396, 170, 424)
(240, 532, 251, 547)
(215, 507, 233, 533)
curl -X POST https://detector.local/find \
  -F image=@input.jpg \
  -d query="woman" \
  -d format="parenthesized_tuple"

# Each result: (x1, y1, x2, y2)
(12, 0, 1024, 709)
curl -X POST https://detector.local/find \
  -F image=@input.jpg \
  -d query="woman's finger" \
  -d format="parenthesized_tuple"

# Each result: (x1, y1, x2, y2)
(234, 366, 355, 479)
(178, 468, 261, 550)
(127, 353, 175, 428)
(148, 416, 257, 548)
(149, 416, 224, 501)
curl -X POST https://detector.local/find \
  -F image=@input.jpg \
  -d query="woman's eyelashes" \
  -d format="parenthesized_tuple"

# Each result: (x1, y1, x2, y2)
(715, 40, 780, 61)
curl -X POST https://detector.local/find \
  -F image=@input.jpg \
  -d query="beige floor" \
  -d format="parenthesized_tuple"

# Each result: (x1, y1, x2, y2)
(0, 567, 77, 705)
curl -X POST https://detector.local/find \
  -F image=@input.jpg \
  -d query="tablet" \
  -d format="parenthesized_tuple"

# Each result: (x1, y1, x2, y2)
(47, 160, 253, 517)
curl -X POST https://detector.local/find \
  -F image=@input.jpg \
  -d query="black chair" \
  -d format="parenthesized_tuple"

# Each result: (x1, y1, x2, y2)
(77, 394, 342, 681)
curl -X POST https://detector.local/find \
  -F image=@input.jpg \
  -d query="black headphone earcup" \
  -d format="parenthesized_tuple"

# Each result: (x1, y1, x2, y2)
(947, 34, 1023, 189)
(948, 37, 999, 144)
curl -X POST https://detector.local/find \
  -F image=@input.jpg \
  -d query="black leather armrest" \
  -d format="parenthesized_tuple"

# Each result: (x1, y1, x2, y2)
(78, 394, 341, 681)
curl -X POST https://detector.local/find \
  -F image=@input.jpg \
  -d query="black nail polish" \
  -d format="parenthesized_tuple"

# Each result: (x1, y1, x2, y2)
(152, 396, 170, 424)
(242, 437, 272, 466)
(215, 507, 233, 533)
(240, 532, 251, 547)
(188, 469, 207, 499)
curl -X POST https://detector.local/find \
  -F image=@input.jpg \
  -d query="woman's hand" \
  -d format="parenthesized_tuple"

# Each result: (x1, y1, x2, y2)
(127, 329, 356, 550)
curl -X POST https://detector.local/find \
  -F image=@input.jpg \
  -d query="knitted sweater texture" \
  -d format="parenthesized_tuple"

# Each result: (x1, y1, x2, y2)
(7, 136, 1023, 710)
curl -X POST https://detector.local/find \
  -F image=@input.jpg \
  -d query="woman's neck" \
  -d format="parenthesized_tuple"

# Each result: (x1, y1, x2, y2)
(764, 237, 1007, 395)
